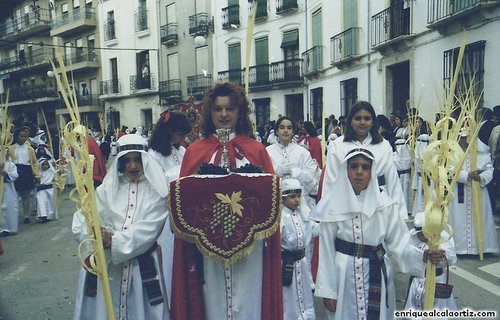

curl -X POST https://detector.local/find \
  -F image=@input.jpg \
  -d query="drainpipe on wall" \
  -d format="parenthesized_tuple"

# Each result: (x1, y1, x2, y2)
(366, 0, 371, 102)
(304, 0, 309, 121)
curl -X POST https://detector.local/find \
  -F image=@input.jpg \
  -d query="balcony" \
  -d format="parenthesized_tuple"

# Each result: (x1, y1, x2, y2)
(187, 74, 212, 99)
(135, 9, 148, 33)
(0, 47, 53, 75)
(427, 0, 500, 32)
(53, 49, 99, 72)
(189, 12, 212, 36)
(331, 27, 361, 68)
(9, 85, 59, 103)
(302, 46, 324, 77)
(249, 0, 268, 20)
(371, 0, 413, 52)
(159, 79, 182, 103)
(222, 5, 240, 29)
(130, 73, 155, 92)
(59, 94, 99, 108)
(0, 8, 51, 45)
(276, 0, 298, 14)
(50, 7, 97, 37)
(217, 58, 303, 91)
(161, 23, 178, 45)
(104, 21, 116, 42)
(100, 79, 121, 95)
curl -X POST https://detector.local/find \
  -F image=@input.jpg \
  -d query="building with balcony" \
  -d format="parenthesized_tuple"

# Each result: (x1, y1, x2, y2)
(158, 0, 214, 116)
(306, 0, 500, 123)
(97, 0, 159, 133)
(50, 0, 102, 130)
(0, 0, 56, 126)
(213, 0, 306, 129)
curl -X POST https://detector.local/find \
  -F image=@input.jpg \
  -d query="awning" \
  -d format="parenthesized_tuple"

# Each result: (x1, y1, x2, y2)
(281, 30, 299, 48)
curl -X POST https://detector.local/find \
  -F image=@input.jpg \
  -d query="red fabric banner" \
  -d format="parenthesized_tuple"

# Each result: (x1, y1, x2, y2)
(169, 173, 281, 266)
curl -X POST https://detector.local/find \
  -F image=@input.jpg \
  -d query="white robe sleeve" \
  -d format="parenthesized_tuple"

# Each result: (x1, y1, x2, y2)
(315, 222, 339, 300)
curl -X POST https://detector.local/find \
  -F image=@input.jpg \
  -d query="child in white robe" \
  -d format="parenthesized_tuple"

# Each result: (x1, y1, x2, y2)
(36, 157, 57, 222)
(280, 178, 317, 320)
(0, 153, 19, 236)
(405, 212, 458, 319)
(311, 148, 443, 320)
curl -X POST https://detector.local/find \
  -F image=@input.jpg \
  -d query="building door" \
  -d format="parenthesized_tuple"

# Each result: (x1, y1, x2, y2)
(253, 98, 270, 129)
(340, 78, 358, 116)
(285, 94, 304, 123)
(388, 61, 409, 116)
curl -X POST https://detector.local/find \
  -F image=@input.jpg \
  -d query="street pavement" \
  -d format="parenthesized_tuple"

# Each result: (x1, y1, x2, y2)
(1, 189, 499, 319)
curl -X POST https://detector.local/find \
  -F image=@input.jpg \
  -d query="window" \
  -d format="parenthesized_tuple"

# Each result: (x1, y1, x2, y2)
(255, 37, 269, 85)
(443, 40, 485, 108)
(253, 98, 271, 129)
(282, 29, 299, 63)
(228, 43, 241, 83)
(310, 87, 323, 123)
(166, 3, 176, 24)
(312, 9, 322, 47)
(343, 0, 357, 29)
(73, 0, 80, 9)
(75, 38, 83, 62)
(105, 11, 116, 41)
(340, 78, 358, 116)
(62, 3, 69, 14)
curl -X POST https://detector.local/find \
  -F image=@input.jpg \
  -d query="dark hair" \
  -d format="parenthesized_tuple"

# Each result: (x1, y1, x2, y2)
(344, 101, 383, 144)
(274, 116, 295, 133)
(117, 152, 142, 173)
(201, 82, 253, 138)
(302, 121, 318, 137)
(148, 111, 191, 156)
(13, 126, 31, 144)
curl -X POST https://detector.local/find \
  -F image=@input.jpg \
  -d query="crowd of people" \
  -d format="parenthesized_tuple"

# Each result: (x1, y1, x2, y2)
(0, 81, 499, 319)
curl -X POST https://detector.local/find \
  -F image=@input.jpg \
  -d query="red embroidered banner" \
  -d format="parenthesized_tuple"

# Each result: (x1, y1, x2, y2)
(169, 173, 281, 266)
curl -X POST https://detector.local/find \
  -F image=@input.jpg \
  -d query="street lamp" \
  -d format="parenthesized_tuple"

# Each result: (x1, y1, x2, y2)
(194, 16, 214, 46)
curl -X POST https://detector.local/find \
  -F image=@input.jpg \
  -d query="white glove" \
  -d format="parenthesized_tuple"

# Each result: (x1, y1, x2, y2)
(275, 163, 292, 176)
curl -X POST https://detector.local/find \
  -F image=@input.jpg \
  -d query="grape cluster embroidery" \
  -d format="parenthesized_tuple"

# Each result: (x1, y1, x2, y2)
(210, 191, 244, 239)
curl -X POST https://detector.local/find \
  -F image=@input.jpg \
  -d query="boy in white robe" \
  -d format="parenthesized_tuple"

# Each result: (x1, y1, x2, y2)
(36, 157, 57, 222)
(280, 178, 317, 320)
(311, 148, 443, 320)
(405, 212, 458, 319)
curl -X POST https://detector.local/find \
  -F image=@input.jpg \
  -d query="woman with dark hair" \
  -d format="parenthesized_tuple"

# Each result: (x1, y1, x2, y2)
(171, 82, 283, 320)
(377, 114, 396, 150)
(298, 120, 323, 168)
(148, 110, 191, 305)
(324, 101, 408, 220)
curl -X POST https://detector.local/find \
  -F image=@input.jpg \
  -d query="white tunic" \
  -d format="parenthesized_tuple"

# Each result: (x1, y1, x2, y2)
(447, 139, 499, 255)
(37, 165, 57, 220)
(281, 206, 316, 320)
(315, 197, 425, 320)
(412, 134, 430, 214)
(72, 175, 168, 320)
(1, 160, 19, 233)
(393, 138, 412, 215)
(405, 230, 458, 319)
(325, 134, 408, 221)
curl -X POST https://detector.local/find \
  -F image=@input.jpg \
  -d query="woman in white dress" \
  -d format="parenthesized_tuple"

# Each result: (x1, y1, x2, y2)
(147, 110, 191, 306)
(325, 101, 408, 221)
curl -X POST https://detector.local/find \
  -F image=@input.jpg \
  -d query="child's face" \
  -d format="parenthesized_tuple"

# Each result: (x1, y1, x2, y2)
(41, 161, 50, 171)
(16, 130, 29, 145)
(347, 155, 372, 194)
(283, 193, 301, 211)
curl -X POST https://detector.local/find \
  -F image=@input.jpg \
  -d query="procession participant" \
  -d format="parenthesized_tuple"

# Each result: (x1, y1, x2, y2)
(393, 120, 412, 218)
(170, 82, 283, 320)
(412, 119, 431, 214)
(405, 212, 458, 318)
(297, 120, 323, 168)
(36, 157, 57, 223)
(72, 134, 170, 320)
(148, 110, 191, 306)
(447, 129, 499, 255)
(324, 101, 408, 220)
(0, 152, 19, 236)
(312, 148, 440, 320)
(280, 178, 316, 320)
(8, 126, 39, 224)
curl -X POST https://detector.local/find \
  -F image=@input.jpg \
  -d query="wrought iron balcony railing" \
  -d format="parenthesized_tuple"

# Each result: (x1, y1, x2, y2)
(104, 21, 116, 41)
(276, 0, 298, 14)
(51, 7, 96, 29)
(100, 79, 120, 95)
(0, 8, 51, 40)
(0, 47, 53, 72)
(59, 94, 99, 107)
(9, 85, 59, 102)
(249, 0, 268, 19)
(130, 73, 155, 91)
(372, 0, 412, 47)
(427, 0, 498, 24)
(302, 46, 323, 75)
(161, 23, 178, 44)
(187, 74, 212, 97)
(331, 27, 361, 63)
(222, 5, 240, 29)
(159, 79, 182, 100)
(189, 12, 211, 36)
(53, 49, 97, 66)
(217, 69, 244, 85)
(135, 9, 148, 32)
